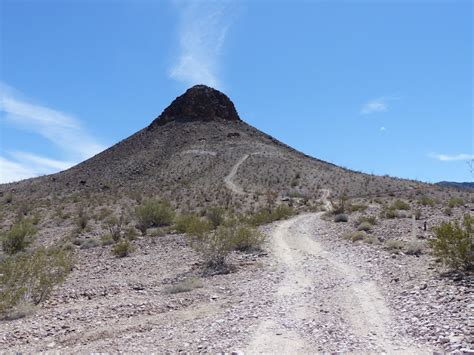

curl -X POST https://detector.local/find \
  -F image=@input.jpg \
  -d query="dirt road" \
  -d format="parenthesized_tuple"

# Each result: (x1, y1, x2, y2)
(246, 212, 431, 354)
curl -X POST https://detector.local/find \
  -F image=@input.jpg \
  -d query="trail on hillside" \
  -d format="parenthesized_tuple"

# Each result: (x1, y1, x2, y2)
(224, 154, 251, 194)
(180, 149, 217, 156)
(246, 210, 430, 354)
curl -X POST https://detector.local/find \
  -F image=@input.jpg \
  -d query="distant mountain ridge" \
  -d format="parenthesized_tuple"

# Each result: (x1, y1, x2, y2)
(436, 181, 474, 190)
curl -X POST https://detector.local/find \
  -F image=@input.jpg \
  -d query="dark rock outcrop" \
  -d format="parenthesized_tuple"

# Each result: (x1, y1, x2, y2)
(150, 85, 240, 128)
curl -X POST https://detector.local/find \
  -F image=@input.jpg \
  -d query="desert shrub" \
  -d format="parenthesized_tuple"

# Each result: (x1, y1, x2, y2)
(124, 227, 138, 240)
(105, 216, 123, 241)
(96, 207, 113, 221)
(175, 214, 211, 237)
(100, 234, 114, 246)
(245, 205, 294, 226)
(363, 235, 379, 244)
(447, 197, 464, 208)
(75, 207, 88, 231)
(4, 193, 13, 204)
(112, 240, 133, 257)
(206, 207, 225, 229)
(164, 277, 203, 294)
(419, 196, 436, 207)
(391, 200, 410, 210)
(189, 226, 235, 272)
(332, 192, 348, 215)
(405, 240, 425, 256)
(357, 221, 373, 232)
(351, 231, 366, 242)
(232, 225, 266, 251)
(429, 214, 473, 270)
(356, 215, 377, 226)
(334, 214, 348, 223)
(2, 219, 37, 255)
(135, 200, 175, 235)
(349, 204, 368, 212)
(381, 207, 398, 219)
(444, 207, 452, 216)
(385, 239, 404, 251)
(80, 238, 100, 250)
(0, 247, 74, 317)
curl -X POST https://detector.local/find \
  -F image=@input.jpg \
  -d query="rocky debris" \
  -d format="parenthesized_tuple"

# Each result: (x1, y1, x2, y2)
(150, 85, 241, 128)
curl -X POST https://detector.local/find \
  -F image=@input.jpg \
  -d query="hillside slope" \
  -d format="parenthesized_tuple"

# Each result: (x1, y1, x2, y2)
(0, 85, 436, 212)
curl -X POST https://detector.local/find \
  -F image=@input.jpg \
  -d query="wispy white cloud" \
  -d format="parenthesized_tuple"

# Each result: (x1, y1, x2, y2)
(0, 156, 36, 183)
(0, 83, 105, 183)
(360, 96, 398, 115)
(168, 1, 239, 89)
(429, 153, 474, 162)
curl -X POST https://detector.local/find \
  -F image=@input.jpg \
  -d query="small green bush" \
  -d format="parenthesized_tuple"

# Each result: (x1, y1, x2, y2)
(430, 214, 473, 270)
(444, 207, 453, 216)
(135, 200, 175, 235)
(385, 239, 404, 251)
(245, 205, 294, 226)
(447, 197, 464, 208)
(175, 214, 212, 237)
(391, 200, 410, 211)
(206, 207, 225, 229)
(334, 214, 348, 223)
(100, 234, 114, 246)
(165, 277, 203, 294)
(112, 240, 133, 257)
(232, 225, 266, 251)
(75, 207, 88, 231)
(357, 221, 373, 232)
(356, 215, 377, 225)
(0, 247, 74, 317)
(351, 231, 366, 242)
(189, 226, 235, 272)
(105, 216, 123, 241)
(349, 204, 368, 212)
(381, 207, 398, 219)
(419, 196, 436, 207)
(2, 220, 37, 255)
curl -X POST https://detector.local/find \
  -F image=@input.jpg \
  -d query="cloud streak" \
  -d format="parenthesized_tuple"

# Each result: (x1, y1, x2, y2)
(430, 153, 474, 162)
(360, 96, 398, 115)
(169, 1, 239, 89)
(0, 83, 105, 183)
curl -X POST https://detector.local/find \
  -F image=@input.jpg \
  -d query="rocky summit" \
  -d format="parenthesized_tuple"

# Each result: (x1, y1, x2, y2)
(150, 85, 241, 128)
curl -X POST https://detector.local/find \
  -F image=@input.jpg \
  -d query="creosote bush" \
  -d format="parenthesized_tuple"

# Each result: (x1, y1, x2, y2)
(430, 214, 473, 271)
(245, 205, 294, 226)
(206, 207, 225, 229)
(419, 196, 436, 207)
(175, 214, 211, 237)
(0, 247, 74, 318)
(2, 219, 37, 255)
(447, 197, 464, 208)
(189, 223, 266, 273)
(112, 239, 133, 257)
(390, 200, 410, 211)
(232, 225, 265, 251)
(135, 200, 175, 235)
(357, 221, 372, 232)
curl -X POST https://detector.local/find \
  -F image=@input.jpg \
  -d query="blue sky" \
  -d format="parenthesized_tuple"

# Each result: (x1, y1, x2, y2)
(1, 0, 472, 183)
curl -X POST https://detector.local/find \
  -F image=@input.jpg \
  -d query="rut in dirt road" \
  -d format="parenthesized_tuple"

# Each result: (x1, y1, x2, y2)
(246, 212, 431, 354)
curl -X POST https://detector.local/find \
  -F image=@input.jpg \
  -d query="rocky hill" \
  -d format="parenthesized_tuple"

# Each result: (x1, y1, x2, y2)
(1, 85, 457, 213)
